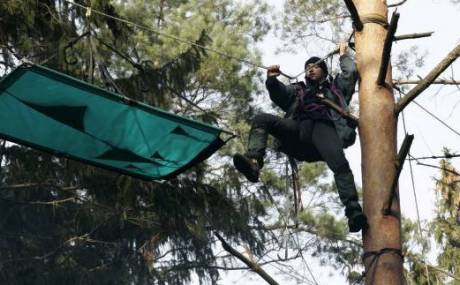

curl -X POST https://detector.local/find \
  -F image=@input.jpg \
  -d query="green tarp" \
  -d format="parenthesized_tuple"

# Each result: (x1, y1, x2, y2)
(0, 64, 226, 180)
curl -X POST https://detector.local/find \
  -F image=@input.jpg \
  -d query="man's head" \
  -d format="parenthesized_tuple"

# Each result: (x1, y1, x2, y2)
(304, 57, 328, 82)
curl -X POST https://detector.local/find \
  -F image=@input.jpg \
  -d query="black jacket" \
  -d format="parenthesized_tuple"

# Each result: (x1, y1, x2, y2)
(265, 54, 358, 148)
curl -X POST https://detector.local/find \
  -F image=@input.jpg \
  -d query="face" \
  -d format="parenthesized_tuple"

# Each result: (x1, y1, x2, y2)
(305, 64, 324, 81)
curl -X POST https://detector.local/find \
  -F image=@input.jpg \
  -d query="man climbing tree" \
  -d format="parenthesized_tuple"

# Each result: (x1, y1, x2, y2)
(233, 42, 368, 232)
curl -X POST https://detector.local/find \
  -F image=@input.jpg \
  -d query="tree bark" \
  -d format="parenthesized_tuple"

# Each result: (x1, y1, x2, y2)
(353, 1, 403, 284)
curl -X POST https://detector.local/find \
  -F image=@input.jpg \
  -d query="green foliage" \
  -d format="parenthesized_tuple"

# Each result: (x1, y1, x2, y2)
(0, 0, 369, 284)
(276, 0, 350, 52)
(402, 158, 460, 284)
(431, 159, 460, 283)
(0, 0, 272, 284)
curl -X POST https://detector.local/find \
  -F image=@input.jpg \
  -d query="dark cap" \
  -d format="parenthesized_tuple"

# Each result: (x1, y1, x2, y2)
(304, 56, 328, 76)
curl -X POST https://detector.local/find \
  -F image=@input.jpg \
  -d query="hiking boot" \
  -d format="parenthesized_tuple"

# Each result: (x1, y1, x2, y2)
(233, 153, 261, 183)
(347, 211, 368, 233)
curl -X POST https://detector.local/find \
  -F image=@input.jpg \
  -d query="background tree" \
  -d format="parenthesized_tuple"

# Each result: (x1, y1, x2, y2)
(0, 0, 273, 284)
(431, 157, 460, 284)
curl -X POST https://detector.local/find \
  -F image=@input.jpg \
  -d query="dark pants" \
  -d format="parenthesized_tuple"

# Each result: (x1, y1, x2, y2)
(246, 112, 361, 214)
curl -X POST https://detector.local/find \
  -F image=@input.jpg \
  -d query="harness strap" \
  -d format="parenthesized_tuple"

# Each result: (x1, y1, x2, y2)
(354, 248, 404, 284)
(293, 81, 349, 121)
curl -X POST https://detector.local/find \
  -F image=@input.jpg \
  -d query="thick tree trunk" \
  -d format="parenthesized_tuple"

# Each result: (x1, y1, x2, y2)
(354, 1, 403, 284)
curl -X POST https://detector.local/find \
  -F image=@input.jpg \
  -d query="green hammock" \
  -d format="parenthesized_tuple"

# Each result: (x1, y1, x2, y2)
(0, 64, 228, 180)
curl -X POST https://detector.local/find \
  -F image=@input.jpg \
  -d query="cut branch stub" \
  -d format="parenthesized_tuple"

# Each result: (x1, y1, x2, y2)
(377, 11, 400, 86)
(344, 0, 363, 31)
(384, 134, 414, 215)
(394, 32, 433, 41)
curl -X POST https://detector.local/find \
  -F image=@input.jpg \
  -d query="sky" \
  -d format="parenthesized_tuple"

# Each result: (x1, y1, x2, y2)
(218, 0, 460, 284)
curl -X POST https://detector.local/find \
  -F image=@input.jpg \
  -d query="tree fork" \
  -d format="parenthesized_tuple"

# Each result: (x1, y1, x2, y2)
(353, 1, 403, 284)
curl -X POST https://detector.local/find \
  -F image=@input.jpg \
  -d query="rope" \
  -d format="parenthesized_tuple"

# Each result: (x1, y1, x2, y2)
(288, 156, 302, 227)
(408, 154, 460, 161)
(62, 0, 297, 78)
(360, 13, 389, 29)
(412, 100, 460, 138)
(393, 86, 460, 139)
(292, 232, 320, 285)
(354, 248, 403, 284)
(291, 32, 354, 79)
(63, 0, 357, 81)
(398, 89, 431, 284)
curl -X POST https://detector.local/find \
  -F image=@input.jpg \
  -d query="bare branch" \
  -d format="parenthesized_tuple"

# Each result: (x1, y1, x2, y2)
(395, 43, 460, 114)
(394, 79, 460, 85)
(377, 11, 399, 86)
(214, 232, 280, 285)
(394, 32, 434, 41)
(408, 154, 460, 160)
(0, 183, 79, 191)
(416, 162, 460, 177)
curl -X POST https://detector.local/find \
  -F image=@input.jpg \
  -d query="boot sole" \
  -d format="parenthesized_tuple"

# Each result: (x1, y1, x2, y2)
(233, 154, 259, 183)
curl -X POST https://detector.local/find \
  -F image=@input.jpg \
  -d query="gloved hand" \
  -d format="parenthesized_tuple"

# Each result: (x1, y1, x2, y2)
(267, 65, 281, 77)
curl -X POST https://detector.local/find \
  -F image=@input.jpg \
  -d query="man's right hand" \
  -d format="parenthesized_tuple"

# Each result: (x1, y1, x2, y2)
(267, 65, 281, 77)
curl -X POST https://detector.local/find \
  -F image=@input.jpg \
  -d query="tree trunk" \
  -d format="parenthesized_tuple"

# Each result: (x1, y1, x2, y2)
(354, 1, 403, 284)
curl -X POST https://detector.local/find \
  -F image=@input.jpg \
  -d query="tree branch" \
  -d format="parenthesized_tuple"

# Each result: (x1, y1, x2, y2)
(394, 32, 433, 41)
(0, 183, 79, 191)
(214, 232, 280, 285)
(415, 162, 460, 177)
(394, 79, 460, 85)
(395, 43, 460, 114)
